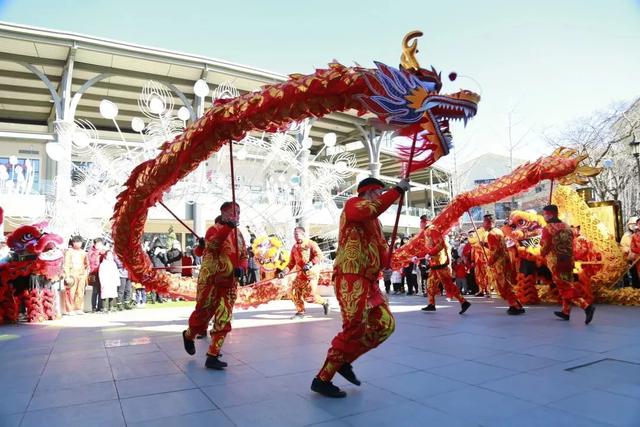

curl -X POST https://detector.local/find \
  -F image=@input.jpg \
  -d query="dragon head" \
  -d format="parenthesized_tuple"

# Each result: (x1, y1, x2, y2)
(359, 31, 480, 171)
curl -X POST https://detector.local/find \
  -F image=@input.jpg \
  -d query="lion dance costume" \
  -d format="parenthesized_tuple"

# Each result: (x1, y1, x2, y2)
(0, 221, 64, 323)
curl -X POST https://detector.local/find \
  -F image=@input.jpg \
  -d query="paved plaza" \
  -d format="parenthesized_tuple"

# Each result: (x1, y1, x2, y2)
(1, 295, 639, 427)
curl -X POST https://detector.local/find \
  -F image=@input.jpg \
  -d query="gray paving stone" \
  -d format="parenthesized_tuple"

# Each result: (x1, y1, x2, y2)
(367, 370, 466, 402)
(491, 405, 615, 427)
(20, 400, 125, 427)
(480, 372, 588, 404)
(548, 389, 640, 426)
(120, 389, 215, 424)
(1, 297, 639, 427)
(116, 372, 196, 399)
(222, 394, 335, 427)
(340, 400, 475, 427)
(111, 359, 180, 380)
(0, 413, 23, 427)
(126, 409, 235, 427)
(426, 360, 519, 385)
(0, 391, 31, 415)
(28, 380, 117, 411)
(426, 384, 539, 425)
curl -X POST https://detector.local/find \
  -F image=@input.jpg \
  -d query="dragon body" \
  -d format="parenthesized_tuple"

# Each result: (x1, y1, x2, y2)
(393, 152, 640, 305)
(112, 33, 480, 300)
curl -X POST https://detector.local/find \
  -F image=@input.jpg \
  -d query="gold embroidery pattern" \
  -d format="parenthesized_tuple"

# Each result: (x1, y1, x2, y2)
(337, 276, 364, 319)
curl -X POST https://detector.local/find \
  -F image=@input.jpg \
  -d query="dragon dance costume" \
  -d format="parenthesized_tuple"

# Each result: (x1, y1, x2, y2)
(313, 178, 406, 397)
(184, 220, 247, 359)
(421, 225, 470, 314)
(469, 228, 492, 296)
(485, 228, 525, 314)
(540, 205, 595, 323)
(286, 238, 327, 316)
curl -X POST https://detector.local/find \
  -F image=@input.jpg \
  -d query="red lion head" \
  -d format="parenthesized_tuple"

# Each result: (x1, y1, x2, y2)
(7, 223, 63, 256)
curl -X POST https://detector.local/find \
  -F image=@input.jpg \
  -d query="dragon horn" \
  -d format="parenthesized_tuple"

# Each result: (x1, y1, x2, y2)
(401, 30, 423, 71)
(575, 153, 589, 164)
(576, 166, 602, 177)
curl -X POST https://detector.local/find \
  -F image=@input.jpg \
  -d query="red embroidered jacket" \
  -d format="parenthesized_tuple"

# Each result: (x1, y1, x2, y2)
(287, 239, 323, 271)
(423, 232, 449, 269)
(334, 188, 401, 281)
(540, 220, 574, 280)
(195, 224, 248, 287)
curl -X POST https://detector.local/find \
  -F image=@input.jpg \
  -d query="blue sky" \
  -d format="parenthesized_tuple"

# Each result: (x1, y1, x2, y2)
(1, 0, 639, 166)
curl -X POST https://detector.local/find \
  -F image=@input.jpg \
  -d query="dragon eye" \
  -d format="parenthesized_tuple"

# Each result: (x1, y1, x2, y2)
(518, 220, 526, 226)
(21, 233, 33, 242)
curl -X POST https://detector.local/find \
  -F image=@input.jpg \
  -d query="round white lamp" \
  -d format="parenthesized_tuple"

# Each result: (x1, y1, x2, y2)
(323, 132, 337, 147)
(45, 142, 67, 162)
(99, 99, 118, 119)
(149, 96, 164, 114)
(131, 117, 145, 132)
(177, 106, 191, 121)
(193, 79, 210, 98)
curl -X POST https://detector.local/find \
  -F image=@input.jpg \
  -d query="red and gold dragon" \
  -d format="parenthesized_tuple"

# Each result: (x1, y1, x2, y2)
(112, 31, 480, 307)
(394, 151, 638, 305)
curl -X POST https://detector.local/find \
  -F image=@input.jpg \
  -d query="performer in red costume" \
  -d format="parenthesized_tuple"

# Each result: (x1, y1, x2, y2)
(182, 201, 248, 369)
(419, 216, 471, 314)
(485, 226, 525, 315)
(312, 177, 409, 398)
(280, 226, 329, 318)
(540, 205, 595, 324)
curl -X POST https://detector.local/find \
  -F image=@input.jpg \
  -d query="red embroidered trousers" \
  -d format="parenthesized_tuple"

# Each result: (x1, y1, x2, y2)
(290, 270, 325, 313)
(317, 273, 395, 381)
(427, 268, 465, 306)
(186, 285, 237, 356)
(554, 274, 589, 314)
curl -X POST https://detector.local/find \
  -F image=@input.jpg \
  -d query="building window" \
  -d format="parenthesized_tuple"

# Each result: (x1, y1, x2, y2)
(0, 157, 40, 194)
(495, 202, 515, 221)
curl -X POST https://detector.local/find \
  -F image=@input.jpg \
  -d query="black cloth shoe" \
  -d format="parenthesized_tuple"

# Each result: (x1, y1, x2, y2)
(584, 305, 596, 325)
(205, 355, 228, 370)
(554, 311, 570, 321)
(459, 300, 471, 315)
(182, 330, 195, 355)
(310, 377, 347, 398)
(474, 291, 484, 297)
(323, 302, 330, 316)
(337, 363, 361, 386)
(507, 306, 525, 315)
(421, 304, 436, 311)
(196, 334, 206, 339)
